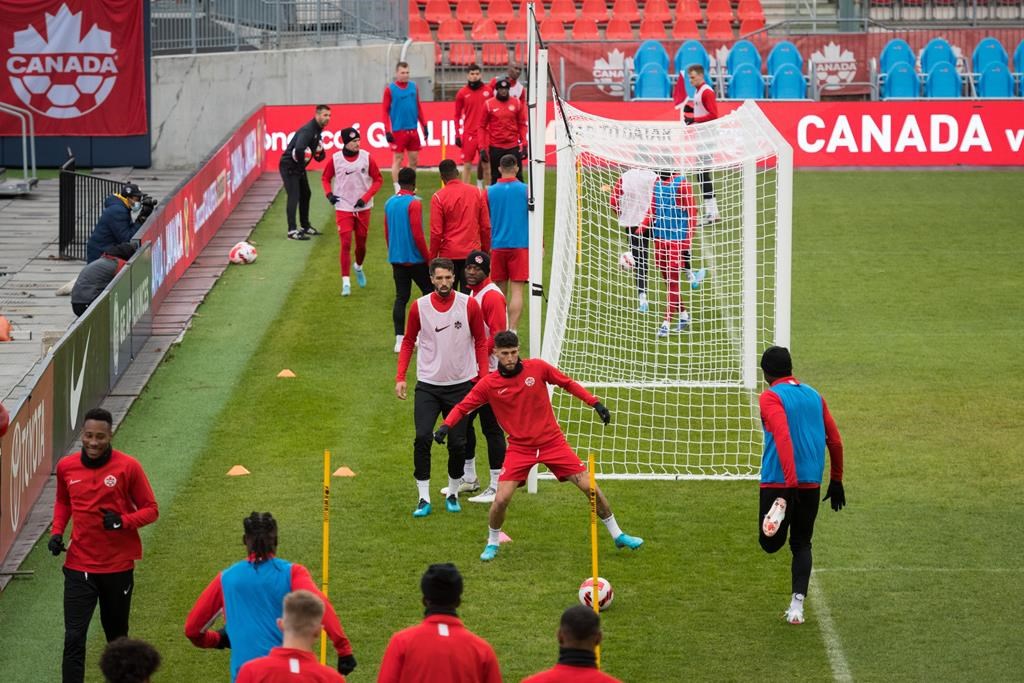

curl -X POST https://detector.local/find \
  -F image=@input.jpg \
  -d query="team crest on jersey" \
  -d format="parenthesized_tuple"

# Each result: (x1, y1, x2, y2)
(525, 376, 535, 387)
(507, 105, 515, 111)
(454, 320, 463, 329)
(104, 475, 117, 487)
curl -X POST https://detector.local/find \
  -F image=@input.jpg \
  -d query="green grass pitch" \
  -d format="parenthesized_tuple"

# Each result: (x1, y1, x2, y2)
(0, 170, 1022, 681)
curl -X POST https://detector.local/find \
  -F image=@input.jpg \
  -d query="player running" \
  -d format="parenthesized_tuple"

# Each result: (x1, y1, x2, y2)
(383, 61, 427, 193)
(650, 170, 705, 338)
(454, 63, 493, 187)
(434, 331, 644, 562)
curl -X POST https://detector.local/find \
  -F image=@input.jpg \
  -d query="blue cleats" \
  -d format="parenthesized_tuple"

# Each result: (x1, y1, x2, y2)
(412, 499, 431, 518)
(445, 495, 461, 513)
(480, 544, 500, 561)
(614, 533, 644, 550)
(690, 268, 707, 290)
(656, 322, 670, 338)
(355, 268, 367, 288)
(675, 313, 690, 333)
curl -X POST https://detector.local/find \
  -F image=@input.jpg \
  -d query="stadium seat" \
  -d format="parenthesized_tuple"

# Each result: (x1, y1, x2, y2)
(635, 40, 671, 73)
(978, 62, 1014, 97)
(880, 38, 914, 74)
(921, 37, 956, 75)
(539, 18, 567, 40)
(674, 41, 711, 97)
(925, 61, 961, 98)
(972, 36, 1008, 73)
(635, 63, 672, 99)
(1016, 39, 1024, 72)
(456, 0, 484, 26)
(409, 15, 433, 41)
(611, 0, 642, 24)
(727, 39, 762, 74)
(639, 18, 668, 39)
(472, 14, 501, 63)
(672, 19, 701, 40)
(438, 18, 475, 65)
(728, 63, 765, 98)
(548, 0, 578, 24)
(581, 0, 611, 24)
(705, 18, 734, 40)
(487, 0, 515, 25)
(605, 17, 634, 39)
(882, 62, 919, 98)
(770, 64, 806, 98)
(471, 17, 498, 39)
(573, 18, 601, 39)
(675, 0, 703, 23)
(737, 0, 765, 19)
(705, 0, 735, 22)
(644, 0, 673, 23)
(505, 12, 527, 41)
(739, 18, 766, 34)
(424, 0, 453, 25)
(767, 40, 803, 74)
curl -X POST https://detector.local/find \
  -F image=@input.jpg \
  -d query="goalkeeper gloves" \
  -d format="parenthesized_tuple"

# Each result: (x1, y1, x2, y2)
(454, 136, 463, 148)
(823, 480, 846, 511)
(101, 508, 124, 530)
(48, 534, 65, 556)
(593, 402, 611, 425)
(478, 149, 489, 163)
(354, 198, 367, 209)
(215, 628, 230, 649)
(338, 654, 357, 675)
(326, 193, 339, 205)
(683, 102, 695, 126)
(433, 424, 449, 444)
(312, 145, 326, 162)
(385, 132, 395, 144)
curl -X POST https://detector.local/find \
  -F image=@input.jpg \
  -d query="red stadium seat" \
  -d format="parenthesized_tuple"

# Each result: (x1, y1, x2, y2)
(604, 16, 635, 39)
(409, 15, 433, 41)
(438, 16, 473, 64)
(672, 18, 701, 39)
(675, 0, 703, 23)
(437, 16, 466, 39)
(455, 0, 484, 26)
(639, 18, 668, 39)
(449, 43, 478, 65)
(471, 17, 499, 39)
(581, 0, 611, 24)
(643, 0, 673, 22)
(705, 0, 735, 22)
(573, 17, 601, 39)
(424, 0, 453, 25)
(611, 0, 642, 24)
(539, 17, 567, 40)
(705, 17, 734, 39)
(482, 42, 510, 65)
(548, 0, 578, 23)
(737, 0, 765, 20)
(505, 12, 527, 40)
(486, 0, 515, 25)
(739, 17, 765, 33)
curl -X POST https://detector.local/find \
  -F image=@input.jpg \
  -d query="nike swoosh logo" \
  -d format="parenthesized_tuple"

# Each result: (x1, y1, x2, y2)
(344, 170, 357, 175)
(69, 330, 90, 430)
(497, 388, 508, 394)
(123, 586, 131, 595)
(434, 325, 451, 332)
(113, 522, 122, 529)
(69, 479, 82, 485)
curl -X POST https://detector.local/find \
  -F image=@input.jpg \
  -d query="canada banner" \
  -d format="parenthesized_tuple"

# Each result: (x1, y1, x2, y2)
(0, 0, 146, 136)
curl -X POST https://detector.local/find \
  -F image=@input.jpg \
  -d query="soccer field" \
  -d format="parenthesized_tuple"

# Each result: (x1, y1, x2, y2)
(1, 170, 1022, 682)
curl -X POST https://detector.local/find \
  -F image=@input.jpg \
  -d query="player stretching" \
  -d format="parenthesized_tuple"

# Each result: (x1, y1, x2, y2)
(454, 64, 493, 187)
(434, 331, 644, 562)
(383, 61, 427, 193)
(322, 127, 382, 297)
(757, 346, 846, 625)
(610, 167, 657, 312)
(673, 64, 719, 224)
(651, 170, 704, 338)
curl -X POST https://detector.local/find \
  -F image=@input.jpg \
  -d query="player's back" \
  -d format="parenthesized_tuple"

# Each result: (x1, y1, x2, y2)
(522, 663, 622, 682)
(379, 615, 500, 683)
(236, 647, 344, 683)
(762, 379, 827, 483)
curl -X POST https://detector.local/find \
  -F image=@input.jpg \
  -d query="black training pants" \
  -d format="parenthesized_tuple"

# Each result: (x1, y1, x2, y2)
(759, 488, 820, 596)
(392, 263, 432, 335)
(413, 381, 473, 481)
(279, 158, 312, 232)
(488, 146, 524, 185)
(697, 169, 714, 199)
(625, 227, 650, 294)
(450, 258, 467, 293)
(464, 404, 507, 471)
(62, 567, 134, 683)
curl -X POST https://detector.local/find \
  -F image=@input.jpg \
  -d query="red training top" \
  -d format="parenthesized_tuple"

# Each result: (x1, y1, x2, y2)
(377, 614, 502, 683)
(430, 179, 491, 259)
(479, 97, 527, 149)
(454, 83, 492, 138)
(236, 647, 345, 683)
(52, 449, 159, 573)
(522, 664, 623, 683)
(396, 293, 490, 382)
(445, 358, 598, 449)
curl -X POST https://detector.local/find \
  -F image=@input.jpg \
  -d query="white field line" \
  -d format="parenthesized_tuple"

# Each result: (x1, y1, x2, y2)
(814, 567, 1022, 573)
(809, 571, 853, 683)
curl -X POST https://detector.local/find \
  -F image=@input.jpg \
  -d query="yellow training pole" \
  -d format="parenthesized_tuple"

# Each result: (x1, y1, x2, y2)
(441, 124, 447, 161)
(320, 449, 331, 664)
(588, 453, 601, 669)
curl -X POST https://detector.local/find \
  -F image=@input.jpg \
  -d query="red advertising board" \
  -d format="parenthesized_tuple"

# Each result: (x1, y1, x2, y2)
(0, 363, 54, 563)
(0, 0, 147, 136)
(264, 100, 1024, 170)
(143, 108, 266, 308)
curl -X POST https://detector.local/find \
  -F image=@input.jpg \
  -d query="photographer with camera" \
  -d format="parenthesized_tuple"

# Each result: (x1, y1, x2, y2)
(85, 183, 157, 263)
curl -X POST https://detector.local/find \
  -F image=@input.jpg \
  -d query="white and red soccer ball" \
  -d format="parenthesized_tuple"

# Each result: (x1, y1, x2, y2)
(228, 241, 258, 265)
(617, 252, 635, 271)
(578, 577, 614, 611)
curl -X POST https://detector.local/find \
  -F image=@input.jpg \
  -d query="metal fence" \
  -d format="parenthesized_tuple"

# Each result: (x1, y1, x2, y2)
(152, 0, 408, 54)
(59, 158, 123, 261)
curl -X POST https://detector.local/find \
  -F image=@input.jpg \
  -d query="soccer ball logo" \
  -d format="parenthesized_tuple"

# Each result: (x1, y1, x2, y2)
(810, 42, 857, 88)
(7, 4, 119, 119)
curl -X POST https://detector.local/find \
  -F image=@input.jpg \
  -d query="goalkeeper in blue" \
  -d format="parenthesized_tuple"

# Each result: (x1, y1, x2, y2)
(757, 346, 846, 625)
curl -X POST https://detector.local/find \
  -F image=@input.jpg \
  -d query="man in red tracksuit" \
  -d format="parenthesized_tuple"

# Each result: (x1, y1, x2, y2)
(454, 63, 493, 187)
(377, 563, 501, 683)
(49, 407, 159, 683)
(479, 79, 527, 186)
(522, 606, 622, 683)
(429, 159, 490, 292)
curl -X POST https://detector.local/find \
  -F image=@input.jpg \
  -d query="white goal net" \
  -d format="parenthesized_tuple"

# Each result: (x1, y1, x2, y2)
(542, 101, 792, 479)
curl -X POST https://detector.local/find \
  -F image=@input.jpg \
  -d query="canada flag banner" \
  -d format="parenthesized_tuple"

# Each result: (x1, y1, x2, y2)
(0, 0, 146, 136)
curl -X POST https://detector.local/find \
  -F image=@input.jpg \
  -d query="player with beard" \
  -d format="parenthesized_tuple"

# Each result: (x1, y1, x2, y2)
(322, 127, 383, 297)
(479, 79, 527, 186)
(489, 64, 527, 103)
(454, 64, 493, 187)
(396, 258, 490, 517)
(435, 331, 644, 562)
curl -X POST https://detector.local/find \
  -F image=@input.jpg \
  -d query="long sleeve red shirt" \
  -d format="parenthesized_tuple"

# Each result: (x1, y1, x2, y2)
(672, 81, 719, 123)
(381, 82, 427, 133)
(445, 358, 598, 449)
(237, 648, 345, 683)
(52, 449, 159, 573)
(454, 83, 492, 138)
(384, 191, 429, 264)
(468, 278, 508, 358)
(429, 179, 491, 259)
(320, 153, 383, 206)
(396, 292, 490, 382)
(377, 614, 502, 683)
(479, 97, 527, 149)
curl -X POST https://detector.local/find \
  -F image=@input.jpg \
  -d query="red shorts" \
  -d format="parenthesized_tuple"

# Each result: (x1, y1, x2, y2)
(390, 129, 422, 153)
(491, 248, 529, 282)
(499, 441, 586, 482)
(335, 209, 370, 236)
(653, 239, 691, 277)
(461, 133, 481, 163)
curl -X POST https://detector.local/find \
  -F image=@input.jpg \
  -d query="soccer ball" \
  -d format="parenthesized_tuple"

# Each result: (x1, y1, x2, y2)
(578, 577, 614, 611)
(617, 252, 635, 271)
(228, 241, 258, 264)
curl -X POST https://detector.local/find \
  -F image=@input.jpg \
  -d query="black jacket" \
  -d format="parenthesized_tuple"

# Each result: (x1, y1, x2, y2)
(281, 117, 325, 171)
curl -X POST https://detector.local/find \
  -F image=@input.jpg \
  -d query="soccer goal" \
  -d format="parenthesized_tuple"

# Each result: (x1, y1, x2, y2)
(541, 101, 792, 480)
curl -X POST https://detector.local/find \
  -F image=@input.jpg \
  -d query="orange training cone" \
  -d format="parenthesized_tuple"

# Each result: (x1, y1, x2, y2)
(227, 465, 251, 476)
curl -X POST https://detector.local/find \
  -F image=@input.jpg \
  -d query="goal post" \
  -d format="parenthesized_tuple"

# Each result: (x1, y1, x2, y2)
(542, 100, 792, 480)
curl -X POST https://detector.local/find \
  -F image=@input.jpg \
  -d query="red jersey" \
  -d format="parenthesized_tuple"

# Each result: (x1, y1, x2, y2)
(445, 358, 598, 449)
(52, 449, 158, 573)
(454, 83, 492, 138)
(429, 179, 491, 259)
(236, 647, 345, 683)
(377, 614, 501, 683)
(396, 292, 490, 383)
(467, 278, 507, 362)
(479, 97, 527, 149)
(488, 76, 527, 103)
(523, 664, 622, 683)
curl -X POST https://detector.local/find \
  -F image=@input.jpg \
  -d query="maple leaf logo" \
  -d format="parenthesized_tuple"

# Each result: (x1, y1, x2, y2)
(593, 49, 630, 96)
(810, 41, 857, 86)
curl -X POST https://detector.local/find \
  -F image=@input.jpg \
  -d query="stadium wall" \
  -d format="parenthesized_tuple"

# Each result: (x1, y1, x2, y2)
(150, 42, 434, 169)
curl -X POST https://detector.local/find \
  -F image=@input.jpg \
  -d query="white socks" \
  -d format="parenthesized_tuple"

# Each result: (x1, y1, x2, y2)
(705, 196, 718, 216)
(638, 291, 649, 307)
(601, 514, 623, 539)
(342, 275, 351, 286)
(354, 263, 363, 272)
(447, 477, 462, 499)
(487, 527, 501, 545)
(393, 182, 400, 194)
(416, 479, 430, 503)
(464, 457, 477, 482)
(488, 469, 501, 491)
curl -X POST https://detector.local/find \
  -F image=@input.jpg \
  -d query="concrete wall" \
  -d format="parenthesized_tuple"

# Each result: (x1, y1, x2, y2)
(151, 42, 434, 169)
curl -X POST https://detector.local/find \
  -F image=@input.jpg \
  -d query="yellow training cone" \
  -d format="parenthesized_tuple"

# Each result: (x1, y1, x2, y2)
(332, 467, 356, 477)
(227, 465, 251, 476)
(277, 369, 296, 378)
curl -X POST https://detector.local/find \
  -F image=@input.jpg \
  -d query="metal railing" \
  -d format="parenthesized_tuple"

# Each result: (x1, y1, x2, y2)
(59, 158, 123, 261)
(151, 0, 408, 54)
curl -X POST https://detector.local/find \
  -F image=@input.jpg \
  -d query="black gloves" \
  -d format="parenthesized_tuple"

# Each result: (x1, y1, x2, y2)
(326, 193, 339, 205)
(338, 654, 357, 675)
(101, 508, 124, 530)
(48, 534, 65, 556)
(683, 102, 695, 125)
(823, 480, 846, 511)
(385, 132, 395, 144)
(520, 145, 529, 159)
(433, 424, 449, 444)
(215, 628, 231, 649)
(479, 149, 489, 163)
(454, 136, 463, 148)
(593, 402, 611, 425)
(312, 146, 326, 162)
(354, 198, 367, 209)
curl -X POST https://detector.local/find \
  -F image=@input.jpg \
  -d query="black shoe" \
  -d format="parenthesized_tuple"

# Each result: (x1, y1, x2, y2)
(300, 226, 322, 236)
(287, 229, 309, 241)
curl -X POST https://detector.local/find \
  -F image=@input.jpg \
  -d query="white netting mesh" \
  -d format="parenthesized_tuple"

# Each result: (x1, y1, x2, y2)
(542, 101, 791, 479)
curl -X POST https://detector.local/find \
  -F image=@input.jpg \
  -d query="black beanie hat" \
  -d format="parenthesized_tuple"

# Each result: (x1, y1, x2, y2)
(760, 346, 793, 377)
(340, 127, 360, 144)
(466, 250, 490, 275)
(421, 563, 463, 607)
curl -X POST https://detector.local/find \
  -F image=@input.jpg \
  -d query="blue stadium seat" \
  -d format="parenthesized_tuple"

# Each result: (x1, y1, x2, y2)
(635, 63, 672, 100)
(1014, 39, 1024, 73)
(727, 39, 762, 75)
(880, 38, 915, 73)
(882, 62, 919, 99)
(770, 64, 806, 99)
(921, 37, 956, 76)
(635, 40, 671, 74)
(971, 37, 1008, 74)
(767, 41, 802, 75)
(673, 40, 711, 97)
(925, 61, 961, 98)
(727, 63, 765, 99)
(978, 62, 1013, 98)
